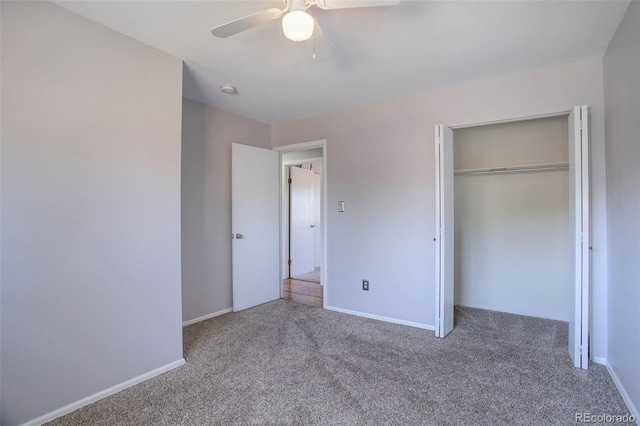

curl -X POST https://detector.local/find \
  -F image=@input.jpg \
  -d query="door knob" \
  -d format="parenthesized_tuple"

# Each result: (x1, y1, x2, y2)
(310, 225, 315, 228)
(235, 233, 244, 239)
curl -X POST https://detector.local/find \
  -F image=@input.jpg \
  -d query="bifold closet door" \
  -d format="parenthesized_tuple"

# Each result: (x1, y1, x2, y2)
(435, 125, 454, 338)
(568, 105, 590, 369)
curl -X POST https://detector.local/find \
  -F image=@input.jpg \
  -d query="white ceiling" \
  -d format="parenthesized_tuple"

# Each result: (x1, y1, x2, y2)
(54, 0, 630, 124)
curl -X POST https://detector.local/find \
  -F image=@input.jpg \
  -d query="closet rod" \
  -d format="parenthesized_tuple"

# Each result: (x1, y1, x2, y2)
(454, 162, 569, 176)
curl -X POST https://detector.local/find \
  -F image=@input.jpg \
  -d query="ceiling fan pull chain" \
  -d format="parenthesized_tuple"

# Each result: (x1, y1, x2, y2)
(313, 29, 317, 59)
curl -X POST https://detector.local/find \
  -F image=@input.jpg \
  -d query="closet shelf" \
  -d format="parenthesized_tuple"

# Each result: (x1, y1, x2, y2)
(454, 162, 569, 176)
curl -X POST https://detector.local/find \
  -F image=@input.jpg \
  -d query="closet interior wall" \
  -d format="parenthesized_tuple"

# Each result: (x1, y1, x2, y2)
(453, 116, 571, 321)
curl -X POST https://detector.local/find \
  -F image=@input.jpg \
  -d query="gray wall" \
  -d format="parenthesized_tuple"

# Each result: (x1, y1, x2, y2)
(603, 0, 640, 417)
(1, 2, 184, 424)
(181, 99, 271, 323)
(272, 58, 609, 358)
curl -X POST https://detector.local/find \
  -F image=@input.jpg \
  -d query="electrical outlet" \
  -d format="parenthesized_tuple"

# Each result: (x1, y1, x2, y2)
(362, 280, 369, 291)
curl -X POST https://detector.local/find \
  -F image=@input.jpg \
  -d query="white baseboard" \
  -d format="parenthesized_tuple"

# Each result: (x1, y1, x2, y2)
(325, 305, 435, 331)
(456, 302, 568, 322)
(182, 308, 232, 327)
(606, 361, 640, 424)
(592, 356, 607, 365)
(20, 358, 186, 426)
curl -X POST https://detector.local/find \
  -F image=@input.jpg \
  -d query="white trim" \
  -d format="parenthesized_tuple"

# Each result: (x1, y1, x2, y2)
(606, 362, 640, 424)
(282, 156, 323, 166)
(182, 308, 232, 326)
(19, 358, 186, 426)
(450, 110, 572, 129)
(275, 140, 328, 308)
(455, 302, 569, 322)
(273, 140, 326, 152)
(591, 356, 607, 365)
(326, 305, 435, 331)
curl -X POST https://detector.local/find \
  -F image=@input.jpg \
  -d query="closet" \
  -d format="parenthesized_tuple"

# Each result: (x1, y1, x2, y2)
(452, 116, 571, 321)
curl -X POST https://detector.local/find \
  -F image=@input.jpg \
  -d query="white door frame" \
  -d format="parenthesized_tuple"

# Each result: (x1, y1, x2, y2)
(273, 140, 328, 307)
(434, 108, 590, 366)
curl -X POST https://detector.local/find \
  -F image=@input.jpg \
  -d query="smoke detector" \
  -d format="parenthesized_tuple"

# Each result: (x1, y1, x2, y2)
(220, 84, 238, 95)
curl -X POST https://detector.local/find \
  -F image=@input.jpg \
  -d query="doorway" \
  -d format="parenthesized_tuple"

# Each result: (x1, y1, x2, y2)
(434, 107, 590, 369)
(275, 141, 327, 308)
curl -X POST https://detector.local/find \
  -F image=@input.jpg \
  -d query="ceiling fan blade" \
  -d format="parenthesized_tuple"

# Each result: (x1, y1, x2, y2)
(210, 8, 283, 38)
(315, 0, 401, 10)
(306, 18, 334, 62)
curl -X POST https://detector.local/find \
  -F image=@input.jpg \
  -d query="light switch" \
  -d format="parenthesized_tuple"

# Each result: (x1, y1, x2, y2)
(338, 201, 345, 212)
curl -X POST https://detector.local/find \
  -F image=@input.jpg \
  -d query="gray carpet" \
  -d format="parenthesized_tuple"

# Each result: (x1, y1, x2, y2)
(48, 302, 631, 425)
(292, 267, 321, 283)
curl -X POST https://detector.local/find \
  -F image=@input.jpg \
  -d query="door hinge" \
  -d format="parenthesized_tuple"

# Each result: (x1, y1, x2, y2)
(288, 178, 292, 184)
(288, 259, 292, 265)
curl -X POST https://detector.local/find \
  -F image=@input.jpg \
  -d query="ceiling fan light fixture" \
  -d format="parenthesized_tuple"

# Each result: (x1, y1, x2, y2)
(282, 7, 314, 41)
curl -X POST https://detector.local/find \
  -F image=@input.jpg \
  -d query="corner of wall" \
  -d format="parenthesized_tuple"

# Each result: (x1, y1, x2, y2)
(606, 361, 640, 423)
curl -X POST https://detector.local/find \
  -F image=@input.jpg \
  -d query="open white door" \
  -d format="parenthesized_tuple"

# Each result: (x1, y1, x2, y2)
(434, 125, 454, 338)
(568, 106, 590, 369)
(289, 166, 316, 277)
(232, 143, 280, 312)
(313, 173, 322, 269)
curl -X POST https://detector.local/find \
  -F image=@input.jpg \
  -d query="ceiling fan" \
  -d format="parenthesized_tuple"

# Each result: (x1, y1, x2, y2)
(211, 0, 401, 58)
